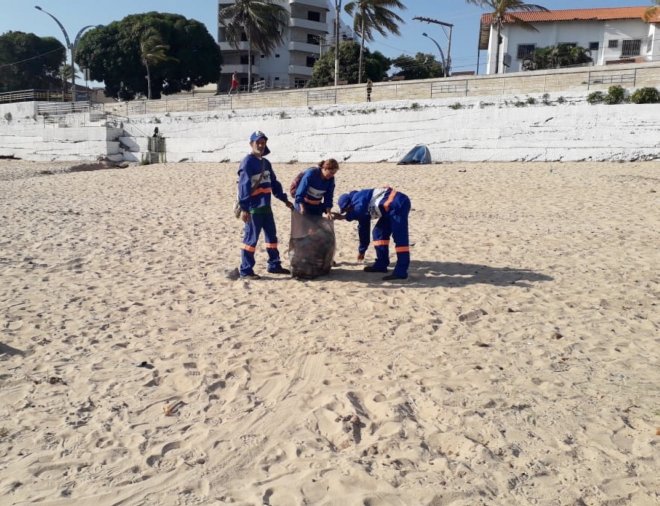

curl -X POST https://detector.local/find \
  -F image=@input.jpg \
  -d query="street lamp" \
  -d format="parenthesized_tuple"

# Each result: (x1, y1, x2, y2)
(35, 5, 93, 103)
(414, 16, 454, 77)
(422, 33, 447, 76)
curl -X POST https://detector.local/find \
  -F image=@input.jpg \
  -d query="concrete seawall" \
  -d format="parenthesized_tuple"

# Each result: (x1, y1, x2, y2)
(1, 92, 659, 163)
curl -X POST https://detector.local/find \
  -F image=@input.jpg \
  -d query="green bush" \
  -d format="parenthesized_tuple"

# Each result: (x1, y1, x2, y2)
(630, 87, 660, 104)
(604, 85, 626, 104)
(587, 91, 605, 104)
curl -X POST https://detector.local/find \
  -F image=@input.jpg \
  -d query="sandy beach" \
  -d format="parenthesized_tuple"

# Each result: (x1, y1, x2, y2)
(0, 159, 658, 505)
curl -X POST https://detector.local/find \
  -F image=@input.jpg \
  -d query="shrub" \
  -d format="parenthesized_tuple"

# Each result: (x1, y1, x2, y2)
(587, 91, 605, 104)
(526, 96, 536, 105)
(630, 87, 660, 104)
(604, 85, 626, 104)
(448, 102, 463, 110)
(556, 96, 566, 104)
(542, 93, 551, 105)
(4, 112, 12, 122)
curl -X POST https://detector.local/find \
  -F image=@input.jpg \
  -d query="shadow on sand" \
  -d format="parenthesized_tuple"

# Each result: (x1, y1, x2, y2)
(316, 260, 553, 288)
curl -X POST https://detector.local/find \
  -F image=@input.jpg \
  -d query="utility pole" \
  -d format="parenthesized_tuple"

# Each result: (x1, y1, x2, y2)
(334, 0, 342, 87)
(413, 16, 454, 77)
(35, 5, 93, 103)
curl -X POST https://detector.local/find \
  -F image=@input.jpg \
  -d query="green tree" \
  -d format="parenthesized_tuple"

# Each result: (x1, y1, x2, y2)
(391, 52, 444, 80)
(0, 31, 65, 92)
(219, 0, 289, 91)
(75, 12, 219, 100)
(344, 0, 405, 84)
(468, 0, 548, 74)
(644, 0, 659, 21)
(139, 28, 174, 100)
(309, 40, 389, 87)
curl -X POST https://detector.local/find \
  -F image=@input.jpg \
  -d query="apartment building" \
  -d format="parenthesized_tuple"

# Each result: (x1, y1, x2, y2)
(479, 6, 660, 74)
(218, 0, 351, 91)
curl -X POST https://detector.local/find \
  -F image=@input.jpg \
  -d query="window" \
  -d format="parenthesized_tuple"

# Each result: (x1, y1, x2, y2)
(621, 39, 641, 57)
(294, 79, 308, 88)
(240, 55, 255, 65)
(608, 40, 619, 49)
(307, 34, 320, 45)
(516, 44, 535, 59)
(307, 11, 321, 22)
(589, 42, 599, 51)
(306, 55, 317, 67)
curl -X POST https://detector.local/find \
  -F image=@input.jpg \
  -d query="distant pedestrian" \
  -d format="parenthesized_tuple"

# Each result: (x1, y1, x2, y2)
(366, 79, 373, 102)
(229, 72, 239, 96)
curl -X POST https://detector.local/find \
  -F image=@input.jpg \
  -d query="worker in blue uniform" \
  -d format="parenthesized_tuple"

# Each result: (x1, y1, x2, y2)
(237, 131, 294, 279)
(294, 159, 339, 216)
(335, 187, 411, 280)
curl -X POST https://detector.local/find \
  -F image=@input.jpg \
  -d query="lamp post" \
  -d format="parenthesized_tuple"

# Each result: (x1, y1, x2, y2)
(422, 33, 447, 76)
(334, 0, 342, 87)
(414, 16, 454, 77)
(35, 5, 93, 103)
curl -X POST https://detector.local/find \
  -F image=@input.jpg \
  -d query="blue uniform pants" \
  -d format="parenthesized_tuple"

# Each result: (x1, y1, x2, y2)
(240, 212, 282, 276)
(371, 193, 411, 278)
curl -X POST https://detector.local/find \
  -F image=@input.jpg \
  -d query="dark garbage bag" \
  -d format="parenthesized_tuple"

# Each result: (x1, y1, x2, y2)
(289, 212, 335, 279)
(397, 144, 432, 165)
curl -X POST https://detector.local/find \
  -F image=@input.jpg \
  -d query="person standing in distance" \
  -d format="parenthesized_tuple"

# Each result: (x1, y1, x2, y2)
(229, 72, 239, 96)
(236, 131, 294, 279)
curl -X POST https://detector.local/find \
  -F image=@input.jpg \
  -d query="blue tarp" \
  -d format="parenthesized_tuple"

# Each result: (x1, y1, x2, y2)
(397, 144, 431, 165)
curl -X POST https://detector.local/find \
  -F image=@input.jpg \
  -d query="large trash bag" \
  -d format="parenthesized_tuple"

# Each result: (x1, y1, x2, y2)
(397, 144, 432, 165)
(289, 212, 335, 279)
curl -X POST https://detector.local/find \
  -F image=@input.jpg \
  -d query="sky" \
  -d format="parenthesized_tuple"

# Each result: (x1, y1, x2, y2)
(0, 0, 652, 83)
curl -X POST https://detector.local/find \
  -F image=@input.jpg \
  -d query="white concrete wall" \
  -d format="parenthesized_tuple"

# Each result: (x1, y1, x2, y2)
(1, 93, 658, 163)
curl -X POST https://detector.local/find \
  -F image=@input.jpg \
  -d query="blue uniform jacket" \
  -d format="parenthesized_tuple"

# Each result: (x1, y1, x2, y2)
(294, 167, 335, 213)
(237, 154, 288, 212)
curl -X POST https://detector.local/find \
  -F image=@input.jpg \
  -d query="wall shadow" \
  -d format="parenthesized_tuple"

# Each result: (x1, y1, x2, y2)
(0, 342, 25, 357)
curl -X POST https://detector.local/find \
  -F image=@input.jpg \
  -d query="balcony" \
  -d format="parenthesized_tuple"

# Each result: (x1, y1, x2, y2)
(290, 0, 330, 10)
(289, 40, 323, 54)
(289, 18, 328, 32)
(288, 64, 314, 77)
(219, 41, 251, 52)
(223, 63, 260, 74)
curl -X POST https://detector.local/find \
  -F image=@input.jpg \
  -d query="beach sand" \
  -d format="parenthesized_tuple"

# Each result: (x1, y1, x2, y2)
(0, 160, 658, 505)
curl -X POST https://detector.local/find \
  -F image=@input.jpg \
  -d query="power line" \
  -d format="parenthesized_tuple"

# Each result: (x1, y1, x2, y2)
(0, 47, 64, 70)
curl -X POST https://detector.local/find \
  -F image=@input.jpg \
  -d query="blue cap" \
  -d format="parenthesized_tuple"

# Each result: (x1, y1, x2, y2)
(338, 193, 352, 212)
(250, 130, 268, 143)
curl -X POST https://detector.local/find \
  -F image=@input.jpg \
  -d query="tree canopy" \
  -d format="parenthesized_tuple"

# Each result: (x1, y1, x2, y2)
(219, 0, 289, 90)
(0, 31, 65, 93)
(390, 53, 444, 80)
(75, 12, 220, 100)
(309, 41, 390, 87)
(344, 0, 405, 83)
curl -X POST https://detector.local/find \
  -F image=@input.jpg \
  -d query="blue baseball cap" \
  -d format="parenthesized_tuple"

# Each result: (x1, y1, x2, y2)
(338, 192, 353, 212)
(249, 130, 268, 143)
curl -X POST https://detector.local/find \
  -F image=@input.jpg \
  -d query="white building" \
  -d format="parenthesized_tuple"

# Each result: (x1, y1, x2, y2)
(478, 6, 660, 74)
(218, 0, 352, 91)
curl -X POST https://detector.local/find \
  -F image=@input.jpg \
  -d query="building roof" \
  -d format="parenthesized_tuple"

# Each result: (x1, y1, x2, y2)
(478, 6, 659, 49)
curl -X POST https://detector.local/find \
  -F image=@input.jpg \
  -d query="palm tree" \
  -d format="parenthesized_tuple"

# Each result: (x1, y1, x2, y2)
(344, 0, 405, 84)
(468, 0, 548, 74)
(139, 28, 171, 100)
(219, 0, 289, 92)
